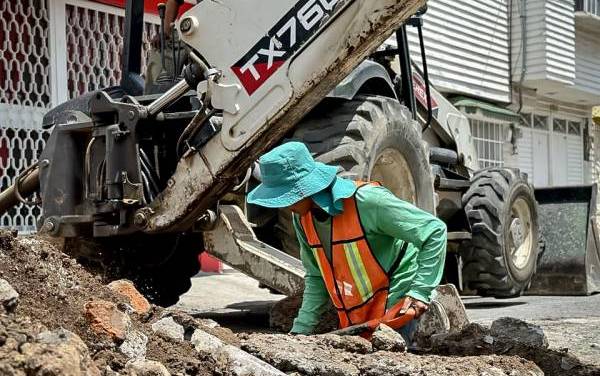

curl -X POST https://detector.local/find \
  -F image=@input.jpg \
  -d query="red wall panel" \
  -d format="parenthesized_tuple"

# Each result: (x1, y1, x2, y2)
(91, 0, 193, 16)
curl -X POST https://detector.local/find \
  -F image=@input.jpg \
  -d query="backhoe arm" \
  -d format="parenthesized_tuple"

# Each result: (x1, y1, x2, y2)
(139, 0, 426, 233)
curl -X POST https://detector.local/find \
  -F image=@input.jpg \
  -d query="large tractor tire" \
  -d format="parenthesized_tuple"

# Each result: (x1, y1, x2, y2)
(64, 233, 202, 307)
(276, 95, 435, 257)
(460, 168, 539, 298)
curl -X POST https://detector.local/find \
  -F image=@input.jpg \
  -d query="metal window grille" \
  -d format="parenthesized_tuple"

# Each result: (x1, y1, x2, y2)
(469, 118, 505, 169)
(1, 1, 158, 233)
(0, 0, 51, 107)
(568, 121, 582, 136)
(0, 0, 52, 234)
(534, 115, 549, 130)
(553, 118, 567, 133)
(65, 4, 159, 99)
(520, 113, 532, 128)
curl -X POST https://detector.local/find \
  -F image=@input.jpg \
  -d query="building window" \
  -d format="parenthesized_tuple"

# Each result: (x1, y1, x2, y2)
(534, 115, 549, 130)
(568, 121, 582, 136)
(469, 118, 505, 168)
(553, 118, 567, 133)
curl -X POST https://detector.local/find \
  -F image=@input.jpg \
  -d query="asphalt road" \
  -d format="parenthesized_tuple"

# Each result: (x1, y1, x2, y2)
(177, 270, 600, 364)
(463, 294, 600, 323)
(178, 270, 600, 323)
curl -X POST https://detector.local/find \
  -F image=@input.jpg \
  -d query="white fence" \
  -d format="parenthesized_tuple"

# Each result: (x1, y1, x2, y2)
(0, 0, 158, 233)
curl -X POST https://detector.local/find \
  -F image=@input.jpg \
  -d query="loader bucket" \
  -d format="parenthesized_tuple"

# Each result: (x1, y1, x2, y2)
(527, 185, 600, 295)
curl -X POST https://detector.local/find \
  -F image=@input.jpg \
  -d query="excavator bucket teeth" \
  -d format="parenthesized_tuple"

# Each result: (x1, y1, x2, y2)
(528, 185, 600, 295)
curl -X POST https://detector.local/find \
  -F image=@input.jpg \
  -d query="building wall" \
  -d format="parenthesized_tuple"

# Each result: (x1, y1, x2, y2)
(506, 90, 589, 187)
(511, 0, 576, 85)
(408, 0, 511, 103)
(575, 25, 600, 96)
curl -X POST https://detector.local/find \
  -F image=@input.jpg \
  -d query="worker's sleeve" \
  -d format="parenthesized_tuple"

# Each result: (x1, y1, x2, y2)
(290, 215, 331, 334)
(372, 187, 447, 303)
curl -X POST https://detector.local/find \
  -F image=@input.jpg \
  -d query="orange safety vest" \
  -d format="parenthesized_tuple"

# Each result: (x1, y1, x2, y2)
(300, 181, 407, 329)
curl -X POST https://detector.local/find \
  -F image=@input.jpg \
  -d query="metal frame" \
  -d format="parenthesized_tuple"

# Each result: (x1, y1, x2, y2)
(121, 0, 145, 95)
(370, 13, 432, 130)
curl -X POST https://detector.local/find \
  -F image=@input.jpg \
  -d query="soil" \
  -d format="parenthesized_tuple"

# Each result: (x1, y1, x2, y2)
(0, 230, 214, 375)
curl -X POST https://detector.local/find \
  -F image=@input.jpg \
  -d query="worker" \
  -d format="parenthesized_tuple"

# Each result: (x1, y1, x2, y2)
(247, 142, 447, 342)
(145, 0, 191, 94)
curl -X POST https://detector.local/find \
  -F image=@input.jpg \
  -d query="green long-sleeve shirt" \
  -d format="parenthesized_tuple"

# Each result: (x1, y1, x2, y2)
(291, 185, 447, 334)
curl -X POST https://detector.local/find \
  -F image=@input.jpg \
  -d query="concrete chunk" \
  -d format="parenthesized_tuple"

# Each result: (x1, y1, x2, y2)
(119, 330, 148, 360)
(151, 317, 184, 341)
(371, 324, 406, 352)
(191, 328, 286, 376)
(84, 300, 131, 342)
(0, 278, 19, 312)
(108, 280, 151, 315)
(490, 317, 548, 349)
(126, 359, 170, 376)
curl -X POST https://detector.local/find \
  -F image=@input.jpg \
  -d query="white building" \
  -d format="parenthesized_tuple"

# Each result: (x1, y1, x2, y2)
(409, 0, 600, 188)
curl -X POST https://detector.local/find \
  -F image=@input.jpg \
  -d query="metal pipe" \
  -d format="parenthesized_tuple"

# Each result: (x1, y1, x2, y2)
(0, 167, 40, 216)
(157, 3, 167, 71)
(396, 26, 417, 121)
(146, 78, 190, 116)
(171, 22, 177, 79)
(517, 0, 527, 114)
(415, 20, 432, 133)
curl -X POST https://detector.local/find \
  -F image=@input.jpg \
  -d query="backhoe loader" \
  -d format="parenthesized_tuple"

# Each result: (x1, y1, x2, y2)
(1, 0, 598, 307)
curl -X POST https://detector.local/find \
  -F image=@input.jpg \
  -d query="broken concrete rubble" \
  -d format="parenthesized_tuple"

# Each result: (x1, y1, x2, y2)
(125, 359, 170, 376)
(318, 333, 372, 354)
(119, 329, 148, 360)
(0, 231, 598, 376)
(0, 325, 102, 376)
(108, 280, 151, 315)
(84, 299, 132, 342)
(431, 284, 469, 333)
(490, 317, 549, 349)
(430, 320, 599, 376)
(152, 314, 285, 375)
(241, 332, 544, 376)
(371, 324, 407, 352)
(0, 278, 19, 313)
(151, 316, 185, 341)
(0, 232, 215, 375)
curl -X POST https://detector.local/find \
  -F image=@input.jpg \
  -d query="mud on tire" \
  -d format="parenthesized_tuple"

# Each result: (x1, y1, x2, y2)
(460, 168, 540, 298)
(64, 233, 202, 307)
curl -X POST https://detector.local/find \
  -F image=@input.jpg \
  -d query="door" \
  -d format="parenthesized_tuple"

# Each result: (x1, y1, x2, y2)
(532, 131, 550, 187)
(551, 133, 568, 186)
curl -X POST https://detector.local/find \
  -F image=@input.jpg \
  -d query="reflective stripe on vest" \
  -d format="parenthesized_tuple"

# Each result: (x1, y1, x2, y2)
(300, 181, 390, 328)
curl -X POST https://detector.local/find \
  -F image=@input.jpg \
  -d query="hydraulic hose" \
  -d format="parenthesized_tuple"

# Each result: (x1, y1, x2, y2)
(0, 165, 40, 216)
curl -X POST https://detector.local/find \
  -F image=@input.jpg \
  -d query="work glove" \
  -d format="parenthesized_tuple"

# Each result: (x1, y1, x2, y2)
(405, 296, 429, 319)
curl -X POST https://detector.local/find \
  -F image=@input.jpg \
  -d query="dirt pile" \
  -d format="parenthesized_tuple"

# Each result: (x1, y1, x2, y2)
(0, 230, 216, 375)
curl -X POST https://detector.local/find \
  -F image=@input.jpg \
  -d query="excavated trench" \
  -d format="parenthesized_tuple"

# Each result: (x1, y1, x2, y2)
(0, 229, 597, 375)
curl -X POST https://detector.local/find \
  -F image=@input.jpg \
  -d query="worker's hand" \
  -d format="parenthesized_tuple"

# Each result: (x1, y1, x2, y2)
(407, 297, 429, 319)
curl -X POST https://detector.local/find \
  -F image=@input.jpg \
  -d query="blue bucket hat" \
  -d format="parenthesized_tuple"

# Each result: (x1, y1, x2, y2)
(247, 142, 356, 211)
